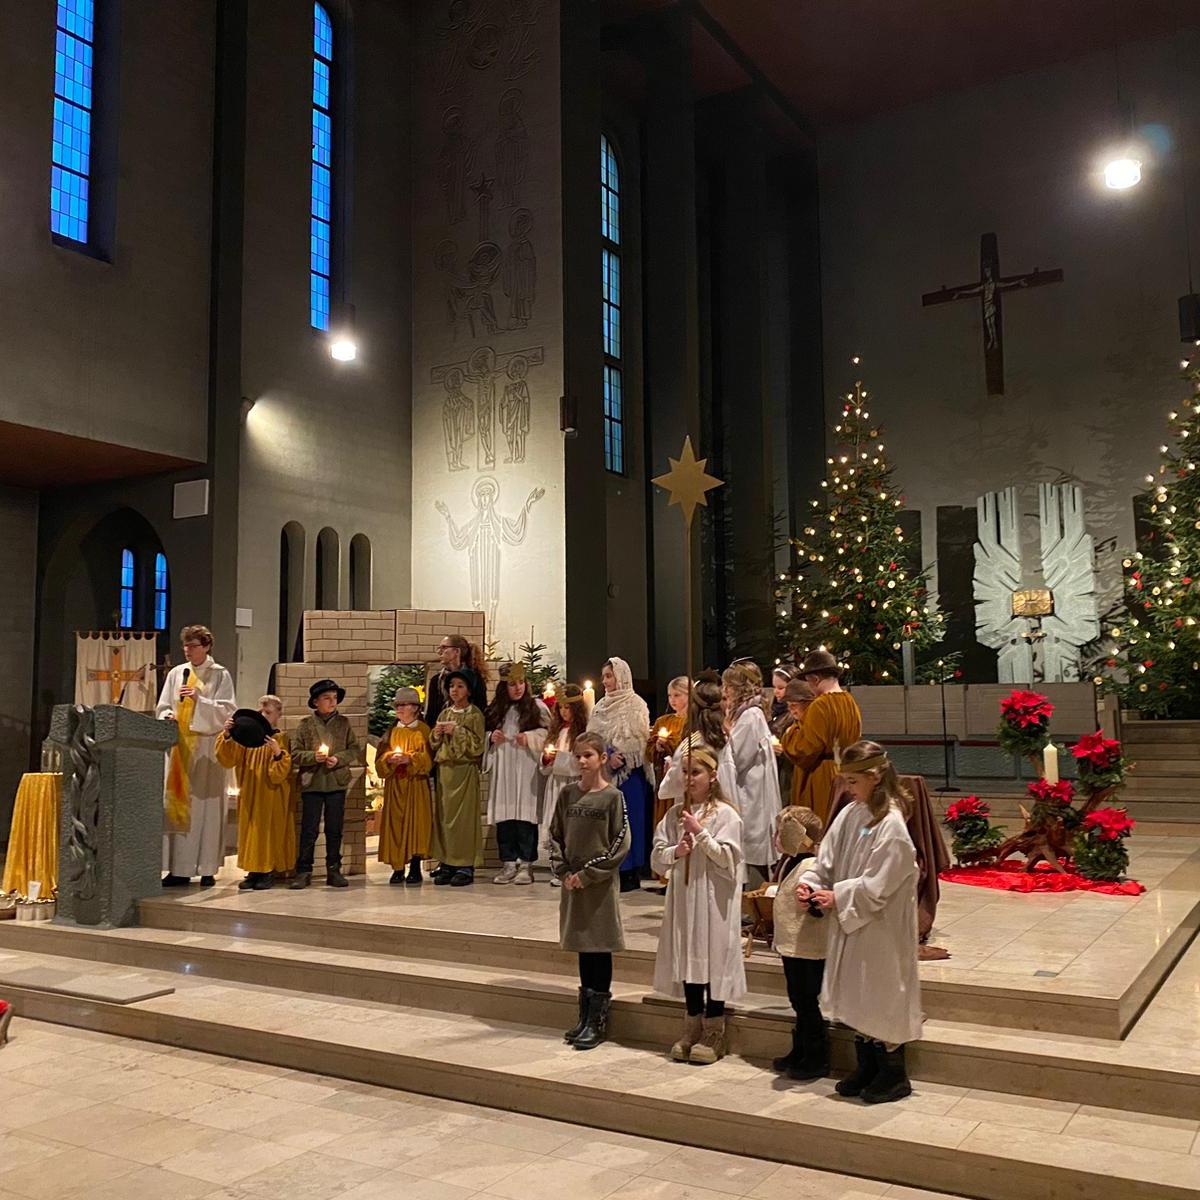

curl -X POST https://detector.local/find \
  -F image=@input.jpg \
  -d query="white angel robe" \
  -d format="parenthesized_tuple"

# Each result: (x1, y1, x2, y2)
(657, 732, 738, 809)
(485, 702, 550, 825)
(799, 801, 922, 1046)
(651, 802, 747, 1003)
(158, 658, 237, 877)
(721, 706, 781, 869)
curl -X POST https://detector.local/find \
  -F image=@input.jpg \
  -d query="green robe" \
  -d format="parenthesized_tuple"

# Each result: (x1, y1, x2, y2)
(430, 704, 485, 868)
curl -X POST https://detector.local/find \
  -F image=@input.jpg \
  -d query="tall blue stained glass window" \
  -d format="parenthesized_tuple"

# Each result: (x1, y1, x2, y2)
(600, 136, 624, 474)
(51, 0, 95, 244)
(119, 548, 134, 628)
(311, 3, 334, 330)
(153, 552, 169, 632)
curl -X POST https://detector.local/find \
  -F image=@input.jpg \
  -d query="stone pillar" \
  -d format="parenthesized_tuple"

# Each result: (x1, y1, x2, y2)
(640, 8, 701, 682)
(49, 704, 177, 928)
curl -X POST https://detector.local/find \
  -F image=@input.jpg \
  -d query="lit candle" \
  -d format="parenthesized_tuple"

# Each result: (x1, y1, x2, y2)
(583, 680, 596, 710)
(770, 735, 782, 750)
(318, 743, 330, 758)
(658, 726, 670, 740)
(543, 681, 557, 701)
(1043, 742, 1059, 785)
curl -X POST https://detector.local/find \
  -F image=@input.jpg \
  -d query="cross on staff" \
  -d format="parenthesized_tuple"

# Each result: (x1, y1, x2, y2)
(86, 646, 150, 705)
(652, 436, 724, 883)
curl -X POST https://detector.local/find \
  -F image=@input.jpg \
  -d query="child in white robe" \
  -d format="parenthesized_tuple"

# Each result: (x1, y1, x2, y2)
(796, 739, 921, 1104)
(651, 746, 746, 1065)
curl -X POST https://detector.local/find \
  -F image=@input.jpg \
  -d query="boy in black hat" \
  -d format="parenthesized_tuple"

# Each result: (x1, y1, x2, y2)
(290, 679, 362, 889)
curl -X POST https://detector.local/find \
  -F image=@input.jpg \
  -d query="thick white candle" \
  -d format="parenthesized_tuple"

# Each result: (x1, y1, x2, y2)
(583, 680, 596, 711)
(1043, 742, 1059, 785)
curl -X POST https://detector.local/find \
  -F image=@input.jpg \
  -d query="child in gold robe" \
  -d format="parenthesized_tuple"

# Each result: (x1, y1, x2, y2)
(216, 696, 293, 891)
(376, 687, 434, 886)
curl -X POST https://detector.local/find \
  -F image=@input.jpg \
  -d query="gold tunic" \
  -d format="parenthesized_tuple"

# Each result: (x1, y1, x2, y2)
(782, 692, 863, 823)
(376, 720, 434, 867)
(429, 705, 485, 869)
(215, 731, 294, 874)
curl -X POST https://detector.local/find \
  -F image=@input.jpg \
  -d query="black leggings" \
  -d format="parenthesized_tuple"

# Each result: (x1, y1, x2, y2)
(683, 982, 726, 1019)
(782, 956, 825, 1032)
(578, 952, 612, 993)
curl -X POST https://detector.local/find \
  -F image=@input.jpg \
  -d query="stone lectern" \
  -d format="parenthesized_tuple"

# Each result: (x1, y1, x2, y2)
(48, 704, 176, 928)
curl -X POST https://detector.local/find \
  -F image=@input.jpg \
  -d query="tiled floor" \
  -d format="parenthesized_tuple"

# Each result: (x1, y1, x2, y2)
(0, 1020, 962, 1200)
(154, 834, 1200, 1007)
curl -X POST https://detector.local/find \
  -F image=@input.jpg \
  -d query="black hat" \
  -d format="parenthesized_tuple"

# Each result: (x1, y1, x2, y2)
(308, 678, 346, 708)
(445, 667, 477, 692)
(230, 708, 273, 748)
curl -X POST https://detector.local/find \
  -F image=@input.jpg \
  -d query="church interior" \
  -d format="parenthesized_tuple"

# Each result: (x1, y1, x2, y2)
(3, 2, 1200, 1198)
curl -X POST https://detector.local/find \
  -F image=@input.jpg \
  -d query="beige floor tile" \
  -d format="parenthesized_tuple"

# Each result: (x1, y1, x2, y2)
(401, 1140, 542, 1190)
(97, 1116, 218, 1166)
(185, 1089, 310, 1133)
(0, 1131, 68, 1174)
(0, 1042, 61, 1070)
(18, 1101, 160, 1148)
(552, 1131, 678, 1170)
(485, 1155, 633, 1200)
(252, 1071, 343, 1104)
(159, 1131, 306, 1185)
(4, 1055, 112, 1090)
(338, 1171, 478, 1200)
(318, 1122, 446, 1169)
(187, 1061, 295, 1091)
(120, 1078, 242, 1118)
(468, 1114, 579, 1154)
(0, 1090, 96, 1131)
(948, 1090, 1077, 1134)
(231, 1149, 382, 1198)
(242, 1100, 372, 1149)
(613, 1177, 753, 1200)
(70, 1064, 176, 1100)
(639, 1146, 779, 1196)
(76, 1165, 215, 1200)
(1063, 1105, 1199, 1153)
(0, 1146, 138, 1200)
(749, 1164, 890, 1200)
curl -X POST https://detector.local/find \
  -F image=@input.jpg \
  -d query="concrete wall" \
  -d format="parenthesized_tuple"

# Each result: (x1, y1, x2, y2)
(0, 0, 215, 461)
(409, 0, 565, 665)
(819, 30, 1200, 610)
(0, 489, 38, 842)
(236, 0, 414, 698)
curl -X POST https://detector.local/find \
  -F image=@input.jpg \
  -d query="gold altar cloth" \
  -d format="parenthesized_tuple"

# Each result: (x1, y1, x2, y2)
(2, 773, 61, 898)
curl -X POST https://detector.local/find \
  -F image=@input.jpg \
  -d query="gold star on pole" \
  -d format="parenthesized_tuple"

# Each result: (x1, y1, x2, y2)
(652, 436, 723, 528)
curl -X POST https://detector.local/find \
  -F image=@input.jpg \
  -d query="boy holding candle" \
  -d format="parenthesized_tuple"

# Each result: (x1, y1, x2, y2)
(376, 687, 434, 886)
(289, 678, 362, 890)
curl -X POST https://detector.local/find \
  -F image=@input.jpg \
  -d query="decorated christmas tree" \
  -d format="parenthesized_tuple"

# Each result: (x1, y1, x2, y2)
(1090, 365, 1200, 718)
(775, 373, 944, 683)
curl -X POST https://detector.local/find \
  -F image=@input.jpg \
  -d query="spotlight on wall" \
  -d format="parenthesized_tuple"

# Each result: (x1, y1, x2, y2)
(239, 395, 257, 424)
(1103, 156, 1142, 190)
(329, 302, 358, 363)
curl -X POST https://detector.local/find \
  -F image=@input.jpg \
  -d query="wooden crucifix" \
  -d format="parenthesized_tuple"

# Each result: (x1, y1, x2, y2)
(922, 233, 1063, 396)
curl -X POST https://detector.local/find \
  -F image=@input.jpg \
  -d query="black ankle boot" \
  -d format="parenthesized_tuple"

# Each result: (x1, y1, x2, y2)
(563, 987, 590, 1044)
(862, 1043, 912, 1104)
(573, 990, 612, 1051)
(772, 1023, 803, 1073)
(835, 1037, 879, 1097)
(787, 1022, 830, 1082)
(405, 857, 423, 887)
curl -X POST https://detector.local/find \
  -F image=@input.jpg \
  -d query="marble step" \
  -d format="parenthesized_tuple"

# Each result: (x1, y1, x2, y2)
(3, 950, 1200, 1200)
(4, 920, 1200, 1121)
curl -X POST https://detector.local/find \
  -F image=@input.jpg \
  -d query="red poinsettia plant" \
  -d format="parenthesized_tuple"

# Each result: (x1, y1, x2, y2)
(943, 795, 1003, 862)
(997, 690, 1054, 758)
(1074, 807, 1136, 882)
(1070, 731, 1129, 793)
(1026, 777, 1077, 832)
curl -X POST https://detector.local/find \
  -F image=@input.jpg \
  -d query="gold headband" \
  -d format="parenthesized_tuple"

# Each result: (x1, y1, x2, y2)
(836, 753, 889, 774)
(680, 745, 720, 772)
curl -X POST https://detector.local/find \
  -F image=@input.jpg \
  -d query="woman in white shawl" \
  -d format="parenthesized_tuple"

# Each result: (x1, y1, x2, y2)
(796, 739, 921, 1105)
(720, 663, 782, 887)
(588, 657, 652, 891)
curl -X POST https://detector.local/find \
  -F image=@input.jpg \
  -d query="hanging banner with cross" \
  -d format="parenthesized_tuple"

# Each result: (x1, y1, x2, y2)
(74, 632, 158, 712)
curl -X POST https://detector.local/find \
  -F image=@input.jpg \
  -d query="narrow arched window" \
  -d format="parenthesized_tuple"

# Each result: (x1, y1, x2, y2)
(316, 526, 340, 610)
(601, 135, 624, 474)
(350, 534, 372, 609)
(153, 552, 169, 631)
(279, 522, 307, 661)
(51, 0, 96, 245)
(310, 3, 334, 330)
(119, 547, 134, 628)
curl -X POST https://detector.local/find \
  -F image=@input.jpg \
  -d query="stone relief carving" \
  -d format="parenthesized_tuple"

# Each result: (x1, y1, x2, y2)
(502, 0, 541, 80)
(1037, 482, 1099, 682)
(434, 344, 545, 471)
(437, 106, 474, 225)
(502, 208, 535, 328)
(436, 477, 545, 628)
(495, 88, 528, 207)
(974, 487, 1034, 682)
(63, 704, 100, 902)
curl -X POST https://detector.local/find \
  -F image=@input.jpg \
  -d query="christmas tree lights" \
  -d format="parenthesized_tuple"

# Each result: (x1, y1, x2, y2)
(1088, 363, 1200, 717)
(775, 369, 944, 682)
